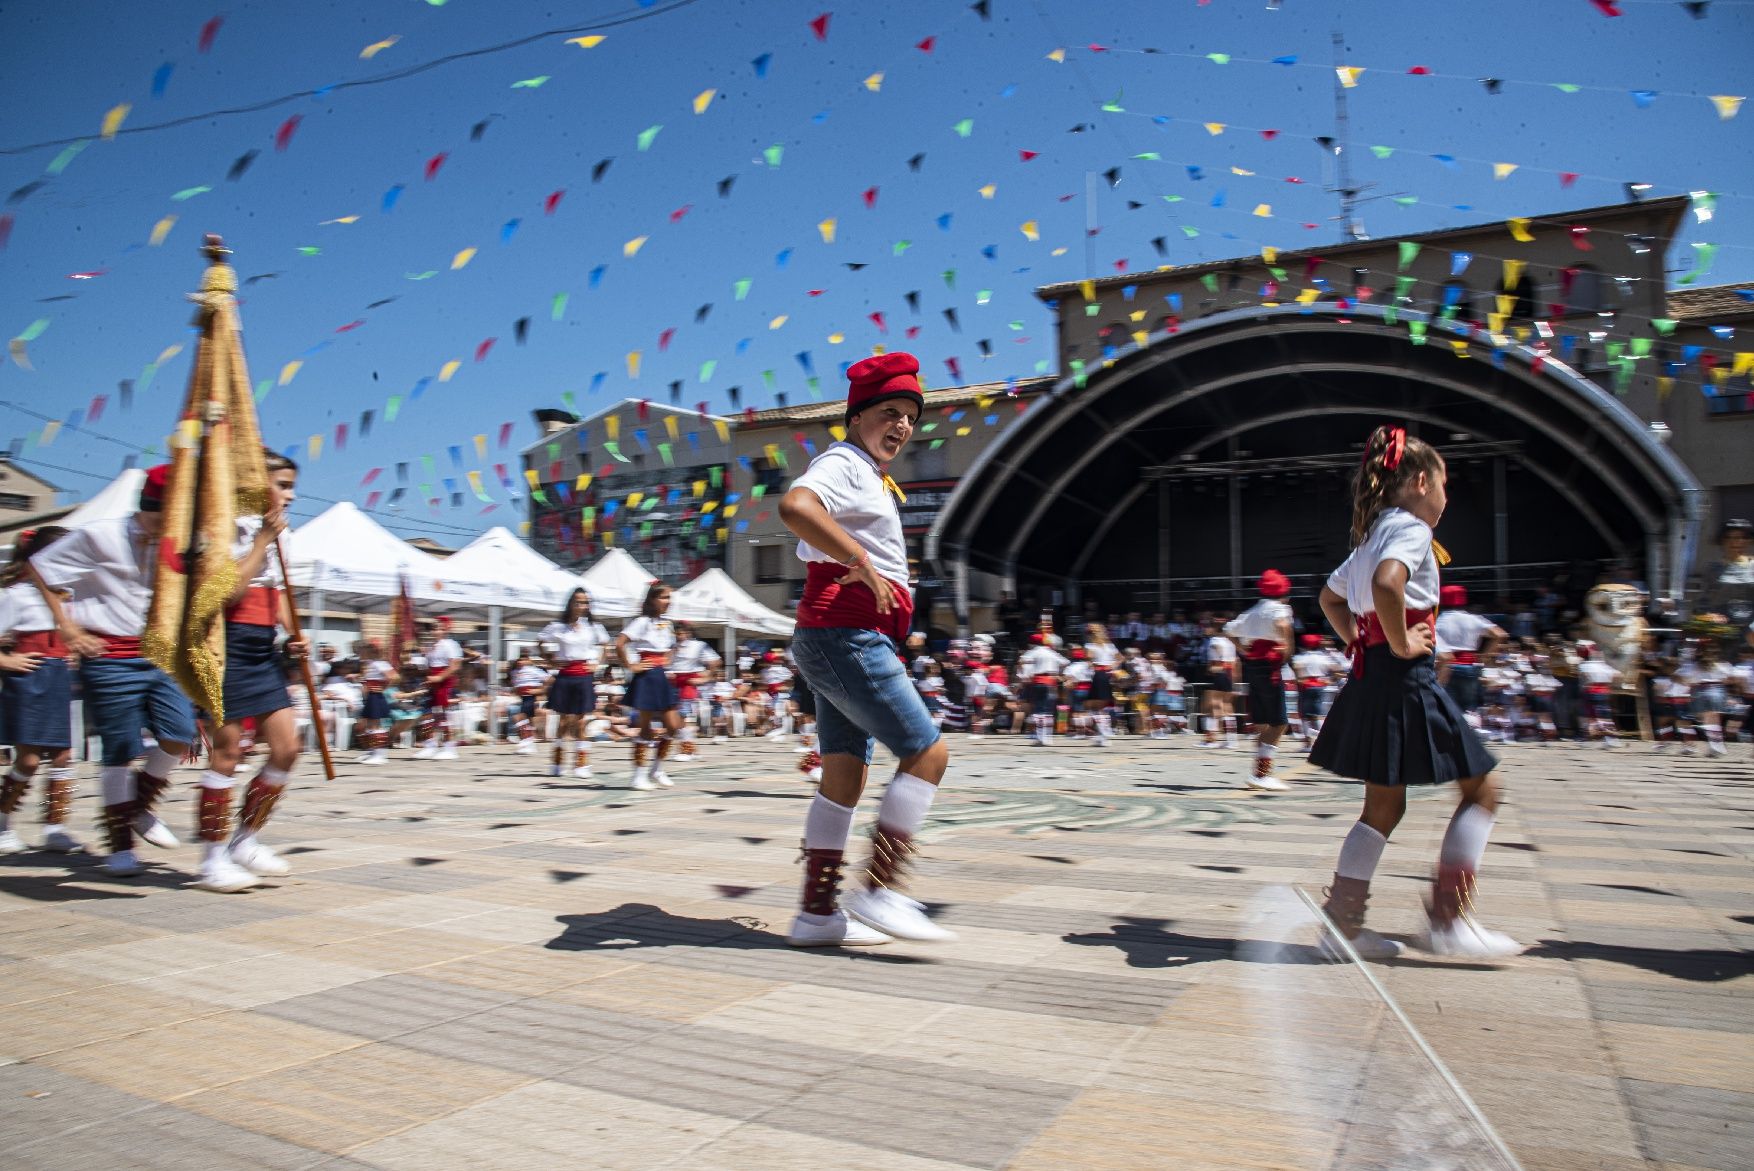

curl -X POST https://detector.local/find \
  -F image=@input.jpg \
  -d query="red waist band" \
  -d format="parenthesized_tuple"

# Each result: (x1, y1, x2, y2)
(226, 586, 280, 627)
(1244, 639, 1285, 664)
(797, 561, 914, 645)
(1350, 609, 1435, 678)
(560, 661, 593, 677)
(13, 629, 66, 658)
(101, 634, 143, 659)
(1451, 650, 1478, 665)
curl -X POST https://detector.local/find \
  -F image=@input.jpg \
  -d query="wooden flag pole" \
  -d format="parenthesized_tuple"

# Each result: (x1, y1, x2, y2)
(275, 537, 337, 780)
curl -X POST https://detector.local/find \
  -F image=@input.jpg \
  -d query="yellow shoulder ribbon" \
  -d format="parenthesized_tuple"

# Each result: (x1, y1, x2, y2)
(882, 474, 907, 503)
(1432, 539, 1451, 567)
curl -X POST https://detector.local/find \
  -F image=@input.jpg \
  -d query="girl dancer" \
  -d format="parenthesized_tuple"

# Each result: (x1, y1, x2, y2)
(1292, 634, 1333, 749)
(779, 351, 954, 946)
(541, 587, 609, 779)
(415, 617, 464, 760)
(1225, 570, 1296, 789)
(1018, 633, 1069, 746)
(356, 641, 396, 764)
(508, 651, 549, 755)
(1083, 622, 1122, 746)
(617, 583, 679, 791)
(198, 451, 305, 892)
(1312, 425, 1521, 961)
(0, 527, 79, 855)
(670, 622, 720, 759)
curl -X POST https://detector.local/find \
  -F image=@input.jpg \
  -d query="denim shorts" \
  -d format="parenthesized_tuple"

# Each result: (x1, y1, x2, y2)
(790, 627, 941, 765)
(80, 657, 198, 766)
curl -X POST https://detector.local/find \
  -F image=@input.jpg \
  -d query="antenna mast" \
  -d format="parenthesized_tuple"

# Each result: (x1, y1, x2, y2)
(1330, 29, 1365, 241)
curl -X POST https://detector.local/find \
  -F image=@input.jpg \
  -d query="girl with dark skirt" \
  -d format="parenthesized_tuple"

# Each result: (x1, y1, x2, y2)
(1311, 425, 1522, 961)
(0, 527, 80, 855)
(198, 450, 306, 893)
(541, 587, 609, 779)
(1082, 622, 1121, 747)
(1225, 570, 1296, 790)
(356, 642, 396, 765)
(616, 584, 679, 791)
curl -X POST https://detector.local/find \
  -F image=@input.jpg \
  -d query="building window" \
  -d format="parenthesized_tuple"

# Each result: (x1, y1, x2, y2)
(753, 458, 786, 496)
(754, 543, 787, 584)
(0, 492, 31, 511)
(1561, 265, 1604, 315)
(908, 446, 949, 481)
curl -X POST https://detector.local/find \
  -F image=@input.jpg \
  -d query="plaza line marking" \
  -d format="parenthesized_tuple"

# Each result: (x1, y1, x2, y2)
(1294, 886, 1528, 1171)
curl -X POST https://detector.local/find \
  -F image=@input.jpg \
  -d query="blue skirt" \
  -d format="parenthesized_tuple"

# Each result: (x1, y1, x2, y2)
(223, 624, 291, 720)
(1310, 645, 1497, 787)
(2, 656, 72, 749)
(361, 691, 392, 721)
(549, 674, 596, 716)
(625, 668, 676, 712)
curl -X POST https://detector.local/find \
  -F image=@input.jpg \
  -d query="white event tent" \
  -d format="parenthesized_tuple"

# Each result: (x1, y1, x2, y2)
(441, 526, 583, 619)
(61, 468, 146, 529)
(669, 568, 795, 679)
(577, 547, 659, 618)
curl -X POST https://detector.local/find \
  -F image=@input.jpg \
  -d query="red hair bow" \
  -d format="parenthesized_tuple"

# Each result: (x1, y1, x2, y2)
(1364, 425, 1407, 473)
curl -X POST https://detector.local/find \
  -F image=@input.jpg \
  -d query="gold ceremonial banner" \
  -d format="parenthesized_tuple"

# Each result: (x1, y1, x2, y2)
(143, 235, 269, 722)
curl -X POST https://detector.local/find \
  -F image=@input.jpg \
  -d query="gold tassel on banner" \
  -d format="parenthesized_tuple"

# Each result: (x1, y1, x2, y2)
(142, 235, 269, 723)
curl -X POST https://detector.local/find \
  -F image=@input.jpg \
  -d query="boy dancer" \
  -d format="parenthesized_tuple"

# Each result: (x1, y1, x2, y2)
(33, 467, 193, 876)
(779, 352, 953, 946)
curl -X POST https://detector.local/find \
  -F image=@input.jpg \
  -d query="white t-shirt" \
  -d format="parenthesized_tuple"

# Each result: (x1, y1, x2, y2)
(511, 664, 550, 691)
(1206, 636, 1238, 672)
(32, 516, 156, 639)
(760, 663, 793, 688)
(672, 638, 720, 675)
(427, 637, 463, 670)
(1326, 507, 1440, 615)
(1293, 650, 1332, 684)
(1436, 610, 1495, 654)
(790, 441, 909, 588)
(363, 659, 395, 685)
(0, 580, 56, 635)
(1578, 660, 1619, 689)
(1018, 645, 1068, 679)
(231, 515, 284, 589)
(1085, 640, 1122, 668)
(1063, 660, 1094, 686)
(1225, 599, 1292, 646)
(621, 616, 677, 655)
(541, 618, 609, 664)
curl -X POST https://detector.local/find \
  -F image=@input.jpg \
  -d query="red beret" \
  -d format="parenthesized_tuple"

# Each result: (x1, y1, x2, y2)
(138, 464, 172, 511)
(1439, 584, 1469, 608)
(1029, 633, 1044, 645)
(1071, 647, 1087, 659)
(1258, 569, 1291, 598)
(1299, 634, 1323, 649)
(845, 352, 923, 422)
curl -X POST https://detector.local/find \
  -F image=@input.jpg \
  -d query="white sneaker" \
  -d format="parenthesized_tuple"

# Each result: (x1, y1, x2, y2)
(134, 812, 179, 849)
(844, 887, 956, 942)
(1320, 926, 1404, 962)
(515, 740, 537, 755)
(787, 910, 892, 947)
(414, 744, 438, 760)
(630, 768, 655, 791)
(41, 826, 82, 853)
(355, 751, 377, 764)
(435, 746, 460, 761)
(1245, 775, 1290, 792)
(104, 849, 145, 877)
(1421, 917, 1524, 960)
(195, 851, 258, 893)
(572, 765, 593, 780)
(230, 837, 291, 877)
(1708, 740, 1727, 757)
(713, 735, 727, 744)
(0, 828, 23, 855)
(650, 768, 673, 788)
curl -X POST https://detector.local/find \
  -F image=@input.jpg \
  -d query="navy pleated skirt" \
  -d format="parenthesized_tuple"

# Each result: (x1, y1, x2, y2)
(1242, 659, 1288, 727)
(361, 690, 392, 720)
(1, 656, 72, 748)
(625, 668, 676, 712)
(549, 674, 596, 716)
(1309, 645, 1497, 787)
(223, 624, 291, 720)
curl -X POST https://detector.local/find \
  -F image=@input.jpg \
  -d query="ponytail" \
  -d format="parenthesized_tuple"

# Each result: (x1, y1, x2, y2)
(1349, 424, 1442, 546)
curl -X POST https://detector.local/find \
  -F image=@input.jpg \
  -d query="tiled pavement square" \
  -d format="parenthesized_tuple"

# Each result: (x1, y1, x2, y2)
(0, 736, 1749, 1168)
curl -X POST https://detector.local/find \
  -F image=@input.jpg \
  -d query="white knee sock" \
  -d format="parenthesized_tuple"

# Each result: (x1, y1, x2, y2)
(144, 746, 180, 779)
(877, 772, 937, 835)
(200, 769, 234, 791)
(100, 765, 134, 804)
(1256, 741, 1277, 762)
(1335, 822, 1387, 882)
(803, 794, 855, 851)
(1439, 804, 1494, 872)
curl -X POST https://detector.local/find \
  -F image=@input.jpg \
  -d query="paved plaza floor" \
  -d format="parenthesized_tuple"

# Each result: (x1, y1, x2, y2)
(1, 733, 1750, 1170)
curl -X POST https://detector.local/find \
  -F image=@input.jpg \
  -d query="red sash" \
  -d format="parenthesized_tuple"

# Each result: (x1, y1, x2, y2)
(1349, 608, 1435, 678)
(797, 560, 914, 645)
(673, 671, 700, 700)
(101, 634, 143, 659)
(14, 629, 66, 658)
(226, 585, 279, 627)
(1451, 650, 1479, 666)
(426, 673, 456, 708)
(365, 680, 387, 692)
(1032, 674, 1058, 686)
(1244, 639, 1285, 664)
(638, 651, 668, 666)
(559, 661, 593, 677)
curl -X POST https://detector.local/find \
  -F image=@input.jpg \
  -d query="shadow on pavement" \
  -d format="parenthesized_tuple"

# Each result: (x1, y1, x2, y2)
(1524, 938, 1754, 982)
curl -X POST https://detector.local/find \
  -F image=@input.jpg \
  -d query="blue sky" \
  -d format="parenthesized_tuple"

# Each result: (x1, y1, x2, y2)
(2, 0, 1749, 544)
